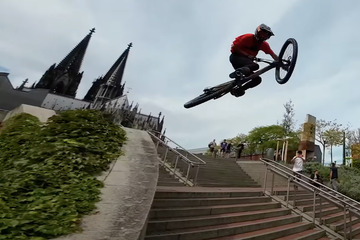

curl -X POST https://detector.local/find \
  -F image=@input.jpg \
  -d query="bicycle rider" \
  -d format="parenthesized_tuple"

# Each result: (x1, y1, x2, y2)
(229, 24, 279, 97)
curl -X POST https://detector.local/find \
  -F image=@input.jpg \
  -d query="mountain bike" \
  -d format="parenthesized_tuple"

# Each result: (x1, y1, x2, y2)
(184, 38, 298, 109)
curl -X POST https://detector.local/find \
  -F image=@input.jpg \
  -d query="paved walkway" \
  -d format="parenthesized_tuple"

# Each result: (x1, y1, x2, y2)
(54, 128, 159, 240)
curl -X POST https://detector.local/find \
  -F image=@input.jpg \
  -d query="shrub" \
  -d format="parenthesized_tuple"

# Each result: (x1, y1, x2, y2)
(0, 110, 126, 239)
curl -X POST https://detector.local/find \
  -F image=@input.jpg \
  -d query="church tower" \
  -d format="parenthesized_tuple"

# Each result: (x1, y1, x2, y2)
(85, 43, 132, 106)
(35, 28, 95, 97)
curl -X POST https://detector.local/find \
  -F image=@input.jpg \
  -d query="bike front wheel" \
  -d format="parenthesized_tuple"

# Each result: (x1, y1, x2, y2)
(184, 80, 234, 108)
(275, 38, 298, 84)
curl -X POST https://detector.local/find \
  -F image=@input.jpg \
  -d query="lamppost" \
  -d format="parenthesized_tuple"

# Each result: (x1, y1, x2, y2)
(322, 140, 327, 165)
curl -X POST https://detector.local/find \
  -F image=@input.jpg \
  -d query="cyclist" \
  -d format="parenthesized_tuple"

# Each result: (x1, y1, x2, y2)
(229, 24, 279, 97)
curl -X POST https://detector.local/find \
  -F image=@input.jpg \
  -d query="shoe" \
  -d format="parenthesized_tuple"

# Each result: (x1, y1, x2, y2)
(229, 67, 251, 79)
(230, 87, 245, 97)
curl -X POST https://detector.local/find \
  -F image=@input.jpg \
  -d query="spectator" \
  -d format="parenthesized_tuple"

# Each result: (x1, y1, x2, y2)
(208, 139, 217, 158)
(220, 139, 227, 157)
(225, 141, 233, 158)
(310, 169, 323, 188)
(236, 143, 245, 159)
(330, 162, 338, 191)
(291, 150, 305, 189)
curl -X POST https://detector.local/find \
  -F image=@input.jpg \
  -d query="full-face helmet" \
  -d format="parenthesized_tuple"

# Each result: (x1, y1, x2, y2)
(254, 24, 274, 41)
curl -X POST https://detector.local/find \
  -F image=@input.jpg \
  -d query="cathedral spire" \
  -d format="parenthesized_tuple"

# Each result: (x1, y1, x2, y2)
(57, 28, 95, 73)
(35, 28, 95, 97)
(84, 43, 132, 102)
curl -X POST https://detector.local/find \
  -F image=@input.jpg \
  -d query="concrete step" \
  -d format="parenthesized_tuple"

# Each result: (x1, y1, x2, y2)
(298, 202, 334, 212)
(195, 182, 261, 188)
(147, 208, 292, 234)
(149, 201, 281, 219)
(329, 215, 360, 231)
(338, 221, 360, 239)
(281, 193, 315, 201)
(310, 206, 342, 218)
(151, 195, 272, 208)
(154, 190, 263, 199)
(321, 211, 350, 224)
(145, 214, 302, 240)
(274, 228, 328, 240)
(207, 222, 321, 240)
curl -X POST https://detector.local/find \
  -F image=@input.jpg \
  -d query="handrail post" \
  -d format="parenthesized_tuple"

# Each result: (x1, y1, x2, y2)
(319, 194, 323, 224)
(313, 190, 316, 223)
(271, 172, 275, 195)
(185, 164, 191, 185)
(286, 177, 291, 207)
(173, 155, 179, 175)
(343, 204, 347, 240)
(349, 207, 353, 240)
(163, 148, 169, 165)
(263, 165, 268, 194)
(194, 165, 200, 186)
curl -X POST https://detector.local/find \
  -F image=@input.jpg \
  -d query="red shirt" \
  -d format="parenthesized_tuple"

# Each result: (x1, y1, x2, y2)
(231, 33, 275, 57)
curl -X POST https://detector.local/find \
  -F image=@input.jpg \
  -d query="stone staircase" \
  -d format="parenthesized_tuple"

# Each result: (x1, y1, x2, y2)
(155, 143, 260, 187)
(144, 189, 330, 240)
(276, 188, 360, 239)
(147, 137, 335, 239)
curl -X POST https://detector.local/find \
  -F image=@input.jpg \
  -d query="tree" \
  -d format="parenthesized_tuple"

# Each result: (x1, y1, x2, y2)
(281, 99, 296, 135)
(246, 125, 286, 156)
(315, 119, 345, 164)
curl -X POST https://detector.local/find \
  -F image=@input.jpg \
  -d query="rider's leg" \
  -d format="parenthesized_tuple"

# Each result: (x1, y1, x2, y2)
(229, 54, 256, 78)
(242, 76, 262, 90)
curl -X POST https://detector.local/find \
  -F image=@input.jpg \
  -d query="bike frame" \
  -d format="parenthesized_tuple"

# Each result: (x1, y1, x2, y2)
(234, 58, 281, 87)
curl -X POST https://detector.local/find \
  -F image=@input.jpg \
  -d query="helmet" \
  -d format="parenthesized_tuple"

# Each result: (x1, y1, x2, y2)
(254, 24, 274, 41)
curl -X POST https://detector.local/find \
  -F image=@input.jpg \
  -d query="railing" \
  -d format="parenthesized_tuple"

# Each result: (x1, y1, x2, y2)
(261, 158, 360, 240)
(147, 131, 206, 186)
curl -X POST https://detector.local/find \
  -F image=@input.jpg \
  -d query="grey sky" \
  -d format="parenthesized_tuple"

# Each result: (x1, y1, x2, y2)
(1, 0, 359, 162)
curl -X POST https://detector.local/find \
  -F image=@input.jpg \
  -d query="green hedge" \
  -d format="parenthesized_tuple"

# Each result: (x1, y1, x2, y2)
(0, 110, 126, 239)
(304, 162, 360, 201)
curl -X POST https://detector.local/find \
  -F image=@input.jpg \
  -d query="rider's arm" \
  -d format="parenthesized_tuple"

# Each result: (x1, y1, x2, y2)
(260, 42, 279, 61)
(270, 52, 279, 61)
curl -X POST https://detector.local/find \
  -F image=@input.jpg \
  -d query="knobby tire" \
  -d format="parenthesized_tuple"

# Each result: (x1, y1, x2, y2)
(183, 80, 234, 108)
(275, 38, 298, 84)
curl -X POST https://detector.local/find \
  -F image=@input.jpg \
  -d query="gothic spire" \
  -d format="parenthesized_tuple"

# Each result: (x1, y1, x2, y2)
(35, 28, 95, 97)
(57, 28, 95, 73)
(102, 42, 132, 89)
(84, 43, 132, 102)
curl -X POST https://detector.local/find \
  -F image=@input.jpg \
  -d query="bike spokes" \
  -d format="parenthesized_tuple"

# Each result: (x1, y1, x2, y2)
(275, 38, 298, 84)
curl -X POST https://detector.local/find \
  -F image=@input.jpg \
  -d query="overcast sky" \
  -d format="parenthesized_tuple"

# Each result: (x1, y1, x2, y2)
(1, 0, 359, 162)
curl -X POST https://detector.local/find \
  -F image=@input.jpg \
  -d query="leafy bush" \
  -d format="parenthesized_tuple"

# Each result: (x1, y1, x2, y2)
(0, 110, 126, 239)
(304, 162, 360, 201)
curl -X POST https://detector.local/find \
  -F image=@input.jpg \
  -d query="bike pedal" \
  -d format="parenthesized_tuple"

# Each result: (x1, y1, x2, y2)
(235, 69, 245, 77)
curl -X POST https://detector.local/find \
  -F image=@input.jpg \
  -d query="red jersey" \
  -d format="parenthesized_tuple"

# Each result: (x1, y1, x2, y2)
(231, 33, 275, 57)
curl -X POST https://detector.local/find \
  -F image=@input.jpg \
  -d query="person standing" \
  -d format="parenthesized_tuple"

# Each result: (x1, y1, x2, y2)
(208, 139, 217, 158)
(220, 139, 227, 158)
(310, 169, 323, 188)
(291, 150, 305, 189)
(330, 162, 338, 191)
(236, 143, 245, 159)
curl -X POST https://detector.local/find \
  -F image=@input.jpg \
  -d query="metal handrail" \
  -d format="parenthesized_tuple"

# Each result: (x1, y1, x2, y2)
(261, 158, 360, 239)
(262, 158, 360, 209)
(147, 131, 206, 186)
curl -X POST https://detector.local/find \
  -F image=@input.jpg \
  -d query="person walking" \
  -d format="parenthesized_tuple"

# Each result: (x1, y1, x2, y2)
(310, 169, 323, 188)
(330, 162, 339, 191)
(291, 150, 305, 189)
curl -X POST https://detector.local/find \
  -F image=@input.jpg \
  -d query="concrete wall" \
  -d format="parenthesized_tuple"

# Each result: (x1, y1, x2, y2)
(41, 93, 90, 111)
(3, 104, 56, 123)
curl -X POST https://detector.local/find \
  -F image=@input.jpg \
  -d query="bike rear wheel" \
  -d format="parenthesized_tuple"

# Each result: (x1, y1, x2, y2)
(184, 80, 234, 108)
(275, 38, 298, 84)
